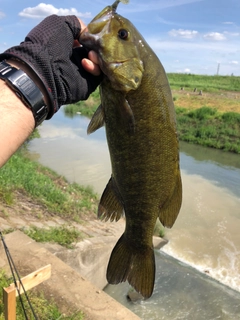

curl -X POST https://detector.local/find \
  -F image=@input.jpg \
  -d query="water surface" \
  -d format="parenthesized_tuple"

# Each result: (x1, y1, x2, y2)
(105, 251, 240, 320)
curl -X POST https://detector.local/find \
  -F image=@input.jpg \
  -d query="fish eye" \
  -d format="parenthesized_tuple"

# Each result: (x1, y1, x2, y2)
(118, 29, 129, 40)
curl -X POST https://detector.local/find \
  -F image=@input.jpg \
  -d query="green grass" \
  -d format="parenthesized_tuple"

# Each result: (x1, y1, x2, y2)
(154, 219, 165, 238)
(167, 73, 240, 92)
(23, 226, 84, 248)
(0, 270, 84, 320)
(0, 148, 98, 220)
(65, 88, 100, 118)
(176, 107, 240, 153)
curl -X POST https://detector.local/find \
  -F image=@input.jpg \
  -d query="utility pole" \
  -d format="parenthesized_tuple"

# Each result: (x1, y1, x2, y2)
(216, 63, 220, 75)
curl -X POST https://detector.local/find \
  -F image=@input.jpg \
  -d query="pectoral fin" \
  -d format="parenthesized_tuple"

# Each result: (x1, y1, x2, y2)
(158, 172, 182, 228)
(87, 104, 105, 134)
(98, 177, 124, 222)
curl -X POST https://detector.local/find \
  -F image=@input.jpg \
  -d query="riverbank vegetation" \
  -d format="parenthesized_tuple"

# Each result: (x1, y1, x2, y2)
(0, 148, 98, 221)
(167, 73, 240, 92)
(0, 147, 96, 318)
(64, 89, 100, 118)
(64, 73, 240, 153)
(176, 106, 240, 153)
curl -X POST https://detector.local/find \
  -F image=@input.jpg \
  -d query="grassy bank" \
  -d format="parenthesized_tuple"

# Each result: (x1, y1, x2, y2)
(176, 107, 240, 153)
(0, 148, 98, 221)
(0, 147, 99, 319)
(64, 74, 240, 154)
(167, 73, 240, 92)
(0, 146, 99, 249)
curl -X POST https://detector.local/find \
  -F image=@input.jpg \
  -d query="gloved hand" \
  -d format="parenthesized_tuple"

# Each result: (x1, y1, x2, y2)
(0, 15, 102, 119)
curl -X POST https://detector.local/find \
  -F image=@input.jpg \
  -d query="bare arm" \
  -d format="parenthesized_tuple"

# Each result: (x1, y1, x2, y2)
(0, 79, 34, 167)
(0, 15, 101, 168)
(0, 51, 100, 168)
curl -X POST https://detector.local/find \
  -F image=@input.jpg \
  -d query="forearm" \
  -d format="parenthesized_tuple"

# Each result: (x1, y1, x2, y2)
(0, 79, 34, 167)
(0, 15, 101, 168)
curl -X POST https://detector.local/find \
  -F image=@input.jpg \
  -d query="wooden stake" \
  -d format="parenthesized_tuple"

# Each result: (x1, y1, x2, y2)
(3, 264, 51, 319)
(3, 286, 16, 320)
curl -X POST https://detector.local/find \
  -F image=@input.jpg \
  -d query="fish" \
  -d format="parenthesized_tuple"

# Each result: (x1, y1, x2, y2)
(79, 0, 182, 298)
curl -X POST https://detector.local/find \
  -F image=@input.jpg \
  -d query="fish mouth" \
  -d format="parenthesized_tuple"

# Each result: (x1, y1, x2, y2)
(79, 1, 121, 50)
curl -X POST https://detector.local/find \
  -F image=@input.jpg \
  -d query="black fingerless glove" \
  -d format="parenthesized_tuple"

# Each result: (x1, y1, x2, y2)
(0, 15, 102, 119)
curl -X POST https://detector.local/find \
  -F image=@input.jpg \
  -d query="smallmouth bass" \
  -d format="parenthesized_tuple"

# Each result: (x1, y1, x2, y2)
(80, 0, 182, 298)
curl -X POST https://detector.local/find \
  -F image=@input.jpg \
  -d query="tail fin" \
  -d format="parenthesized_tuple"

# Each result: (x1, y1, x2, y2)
(107, 234, 155, 299)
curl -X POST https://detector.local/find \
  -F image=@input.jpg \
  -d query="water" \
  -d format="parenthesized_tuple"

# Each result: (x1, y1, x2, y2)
(27, 107, 240, 319)
(164, 142, 240, 293)
(27, 109, 111, 194)
(105, 251, 240, 320)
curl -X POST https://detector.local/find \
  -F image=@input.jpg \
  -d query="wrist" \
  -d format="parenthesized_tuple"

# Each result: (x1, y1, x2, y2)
(6, 59, 50, 106)
(0, 60, 49, 127)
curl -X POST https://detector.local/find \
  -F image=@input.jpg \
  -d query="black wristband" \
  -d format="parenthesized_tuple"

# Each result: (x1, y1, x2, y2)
(0, 60, 48, 127)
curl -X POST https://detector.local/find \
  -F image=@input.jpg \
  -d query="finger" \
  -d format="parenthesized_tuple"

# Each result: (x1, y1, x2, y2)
(82, 58, 101, 76)
(88, 50, 99, 65)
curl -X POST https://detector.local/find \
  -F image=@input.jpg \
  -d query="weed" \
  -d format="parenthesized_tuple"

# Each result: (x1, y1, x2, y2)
(176, 107, 240, 153)
(154, 219, 165, 238)
(221, 112, 240, 124)
(0, 187, 14, 205)
(23, 226, 84, 248)
(187, 106, 217, 120)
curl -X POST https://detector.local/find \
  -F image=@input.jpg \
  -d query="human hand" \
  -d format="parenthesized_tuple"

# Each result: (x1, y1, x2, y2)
(81, 50, 101, 76)
(0, 15, 102, 119)
(74, 19, 101, 77)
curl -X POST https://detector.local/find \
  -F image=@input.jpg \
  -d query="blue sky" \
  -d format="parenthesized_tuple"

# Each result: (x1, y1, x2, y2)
(0, 0, 239, 75)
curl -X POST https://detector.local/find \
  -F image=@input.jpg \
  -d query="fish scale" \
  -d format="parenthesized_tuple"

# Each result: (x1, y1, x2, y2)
(80, 0, 182, 298)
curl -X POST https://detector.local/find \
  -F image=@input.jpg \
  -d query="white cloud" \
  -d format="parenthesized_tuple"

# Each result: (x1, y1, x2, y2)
(184, 68, 191, 73)
(230, 61, 239, 65)
(224, 31, 240, 37)
(0, 11, 5, 19)
(223, 22, 234, 25)
(203, 32, 226, 41)
(19, 3, 91, 19)
(168, 28, 198, 39)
